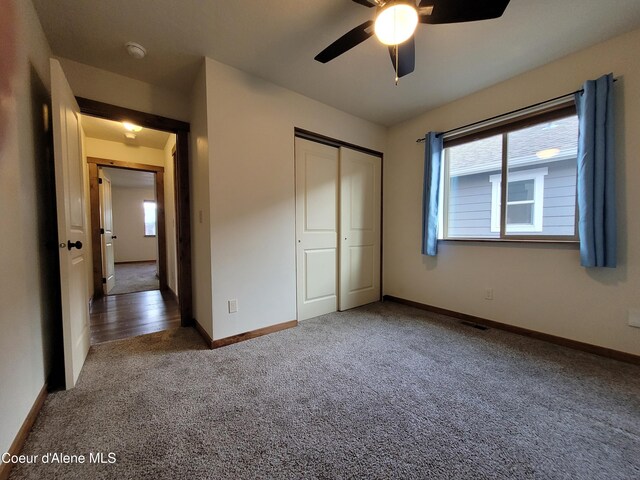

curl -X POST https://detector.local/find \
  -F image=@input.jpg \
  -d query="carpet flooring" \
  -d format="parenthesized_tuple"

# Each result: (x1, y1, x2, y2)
(108, 262, 159, 295)
(9, 302, 640, 479)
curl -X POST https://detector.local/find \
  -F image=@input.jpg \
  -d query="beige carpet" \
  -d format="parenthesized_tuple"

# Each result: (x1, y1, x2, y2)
(9, 301, 640, 479)
(108, 262, 159, 295)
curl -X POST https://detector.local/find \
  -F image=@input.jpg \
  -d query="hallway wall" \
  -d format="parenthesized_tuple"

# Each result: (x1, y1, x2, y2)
(112, 186, 158, 263)
(0, 0, 56, 459)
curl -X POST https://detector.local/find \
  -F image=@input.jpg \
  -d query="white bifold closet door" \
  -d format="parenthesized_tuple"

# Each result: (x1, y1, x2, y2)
(338, 147, 381, 311)
(295, 138, 339, 321)
(295, 137, 381, 321)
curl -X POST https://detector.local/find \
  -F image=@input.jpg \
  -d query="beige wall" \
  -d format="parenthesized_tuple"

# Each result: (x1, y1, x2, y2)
(112, 186, 158, 263)
(56, 57, 190, 122)
(202, 58, 387, 340)
(189, 63, 213, 338)
(163, 135, 179, 295)
(85, 137, 165, 166)
(0, 0, 53, 457)
(384, 28, 640, 356)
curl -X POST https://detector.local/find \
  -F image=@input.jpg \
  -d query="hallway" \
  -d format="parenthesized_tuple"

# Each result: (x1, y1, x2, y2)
(90, 290, 180, 344)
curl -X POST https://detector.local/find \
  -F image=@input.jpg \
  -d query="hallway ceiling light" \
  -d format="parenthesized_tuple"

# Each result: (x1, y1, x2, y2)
(122, 122, 142, 132)
(125, 41, 147, 59)
(124, 132, 137, 140)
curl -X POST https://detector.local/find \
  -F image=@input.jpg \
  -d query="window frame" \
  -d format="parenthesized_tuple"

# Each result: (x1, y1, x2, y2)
(440, 101, 579, 243)
(143, 200, 157, 237)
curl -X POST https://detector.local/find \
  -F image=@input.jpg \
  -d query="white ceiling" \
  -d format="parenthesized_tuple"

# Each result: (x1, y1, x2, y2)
(103, 167, 155, 189)
(82, 115, 171, 149)
(33, 0, 640, 126)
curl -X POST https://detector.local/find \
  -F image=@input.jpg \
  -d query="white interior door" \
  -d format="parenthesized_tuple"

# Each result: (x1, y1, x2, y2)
(295, 138, 339, 321)
(51, 59, 90, 389)
(339, 147, 381, 311)
(99, 168, 115, 293)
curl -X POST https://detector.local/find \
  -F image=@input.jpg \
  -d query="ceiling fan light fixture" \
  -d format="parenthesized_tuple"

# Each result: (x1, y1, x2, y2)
(374, 1, 418, 46)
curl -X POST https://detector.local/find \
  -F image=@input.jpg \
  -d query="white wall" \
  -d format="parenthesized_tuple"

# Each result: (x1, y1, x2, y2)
(384, 28, 640, 356)
(56, 57, 190, 122)
(111, 186, 158, 263)
(189, 63, 213, 338)
(163, 135, 179, 295)
(85, 137, 165, 166)
(202, 58, 387, 340)
(0, 0, 53, 457)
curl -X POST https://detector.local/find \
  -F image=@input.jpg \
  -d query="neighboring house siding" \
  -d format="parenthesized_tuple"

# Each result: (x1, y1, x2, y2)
(541, 160, 577, 236)
(448, 158, 576, 237)
(448, 173, 495, 238)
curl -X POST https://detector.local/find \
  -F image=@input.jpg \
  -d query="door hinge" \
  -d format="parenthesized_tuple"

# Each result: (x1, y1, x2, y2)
(98, 178, 103, 184)
(102, 277, 107, 284)
(100, 228, 105, 234)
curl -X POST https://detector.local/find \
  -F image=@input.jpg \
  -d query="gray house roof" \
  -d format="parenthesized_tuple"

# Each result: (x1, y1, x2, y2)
(448, 116, 578, 176)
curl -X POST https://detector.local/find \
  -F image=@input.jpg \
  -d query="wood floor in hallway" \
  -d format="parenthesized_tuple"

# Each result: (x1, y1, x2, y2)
(90, 290, 181, 344)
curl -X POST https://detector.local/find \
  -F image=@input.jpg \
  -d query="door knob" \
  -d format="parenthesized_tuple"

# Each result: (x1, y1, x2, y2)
(67, 240, 83, 251)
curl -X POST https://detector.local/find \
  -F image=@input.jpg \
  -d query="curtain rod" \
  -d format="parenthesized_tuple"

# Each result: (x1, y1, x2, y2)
(416, 78, 618, 144)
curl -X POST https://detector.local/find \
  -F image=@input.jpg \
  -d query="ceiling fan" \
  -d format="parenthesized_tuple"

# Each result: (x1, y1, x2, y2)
(315, 0, 511, 82)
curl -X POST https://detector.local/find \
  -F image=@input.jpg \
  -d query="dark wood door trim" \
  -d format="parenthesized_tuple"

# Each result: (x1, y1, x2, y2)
(79, 98, 192, 327)
(77, 97, 190, 132)
(87, 156, 164, 172)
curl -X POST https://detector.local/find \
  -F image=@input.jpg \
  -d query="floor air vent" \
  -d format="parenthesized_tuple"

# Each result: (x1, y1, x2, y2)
(460, 320, 489, 331)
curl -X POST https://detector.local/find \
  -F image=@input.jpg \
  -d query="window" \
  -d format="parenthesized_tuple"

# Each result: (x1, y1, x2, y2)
(439, 105, 579, 241)
(143, 200, 157, 236)
(489, 168, 548, 233)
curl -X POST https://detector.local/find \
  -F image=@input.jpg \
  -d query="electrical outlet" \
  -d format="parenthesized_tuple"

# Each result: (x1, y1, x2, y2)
(228, 299, 238, 314)
(628, 309, 640, 328)
(484, 288, 494, 300)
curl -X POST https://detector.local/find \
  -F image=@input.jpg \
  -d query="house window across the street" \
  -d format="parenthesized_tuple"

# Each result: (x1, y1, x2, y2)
(489, 168, 548, 233)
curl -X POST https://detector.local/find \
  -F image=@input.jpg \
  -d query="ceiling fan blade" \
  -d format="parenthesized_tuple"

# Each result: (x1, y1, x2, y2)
(352, 0, 375, 7)
(315, 20, 374, 63)
(419, 0, 510, 24)
(388, 36, 415, 78)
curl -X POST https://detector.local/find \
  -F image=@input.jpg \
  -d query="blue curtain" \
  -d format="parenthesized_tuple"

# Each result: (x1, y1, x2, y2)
(421, 132, 443, 256)
(575, 73, 617, 267)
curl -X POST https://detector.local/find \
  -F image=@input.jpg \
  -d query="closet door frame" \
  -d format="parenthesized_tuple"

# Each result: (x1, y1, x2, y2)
(294, 128, 384, 317)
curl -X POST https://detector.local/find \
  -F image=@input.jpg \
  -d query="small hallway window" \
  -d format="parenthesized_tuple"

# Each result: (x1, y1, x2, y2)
(143, 200, 157, 237)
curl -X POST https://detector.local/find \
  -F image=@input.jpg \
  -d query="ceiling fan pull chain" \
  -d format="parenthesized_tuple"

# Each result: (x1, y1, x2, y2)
(395, 44, 399, 85)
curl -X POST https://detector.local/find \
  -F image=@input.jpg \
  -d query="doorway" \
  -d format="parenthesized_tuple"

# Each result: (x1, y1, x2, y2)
(77, 98, 192, 329)
(100, 166, 160, 296)
(81, 114, 182, 343)
(49, 60, 192, 387)
(294, 133, 383, 321)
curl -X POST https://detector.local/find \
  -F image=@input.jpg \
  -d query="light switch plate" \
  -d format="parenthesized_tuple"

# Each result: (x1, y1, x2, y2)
(628, 309, 640, 328)
(228, 299, 238, 314)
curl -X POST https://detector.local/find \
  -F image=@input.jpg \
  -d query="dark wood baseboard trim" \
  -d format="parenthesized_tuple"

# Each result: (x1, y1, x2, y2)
(162, 287, 179, 304)
(383, 295, 640, 366)
(0, 384, 48, 480)
(211, 320, 298, 349)
(193, 319, 213, 348)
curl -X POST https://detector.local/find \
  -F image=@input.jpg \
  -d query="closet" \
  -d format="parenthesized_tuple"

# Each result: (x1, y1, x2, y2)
(295, 136, 381, 321)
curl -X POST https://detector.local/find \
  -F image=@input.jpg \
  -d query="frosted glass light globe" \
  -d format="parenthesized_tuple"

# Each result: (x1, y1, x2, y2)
(374, 3, 419, 46)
